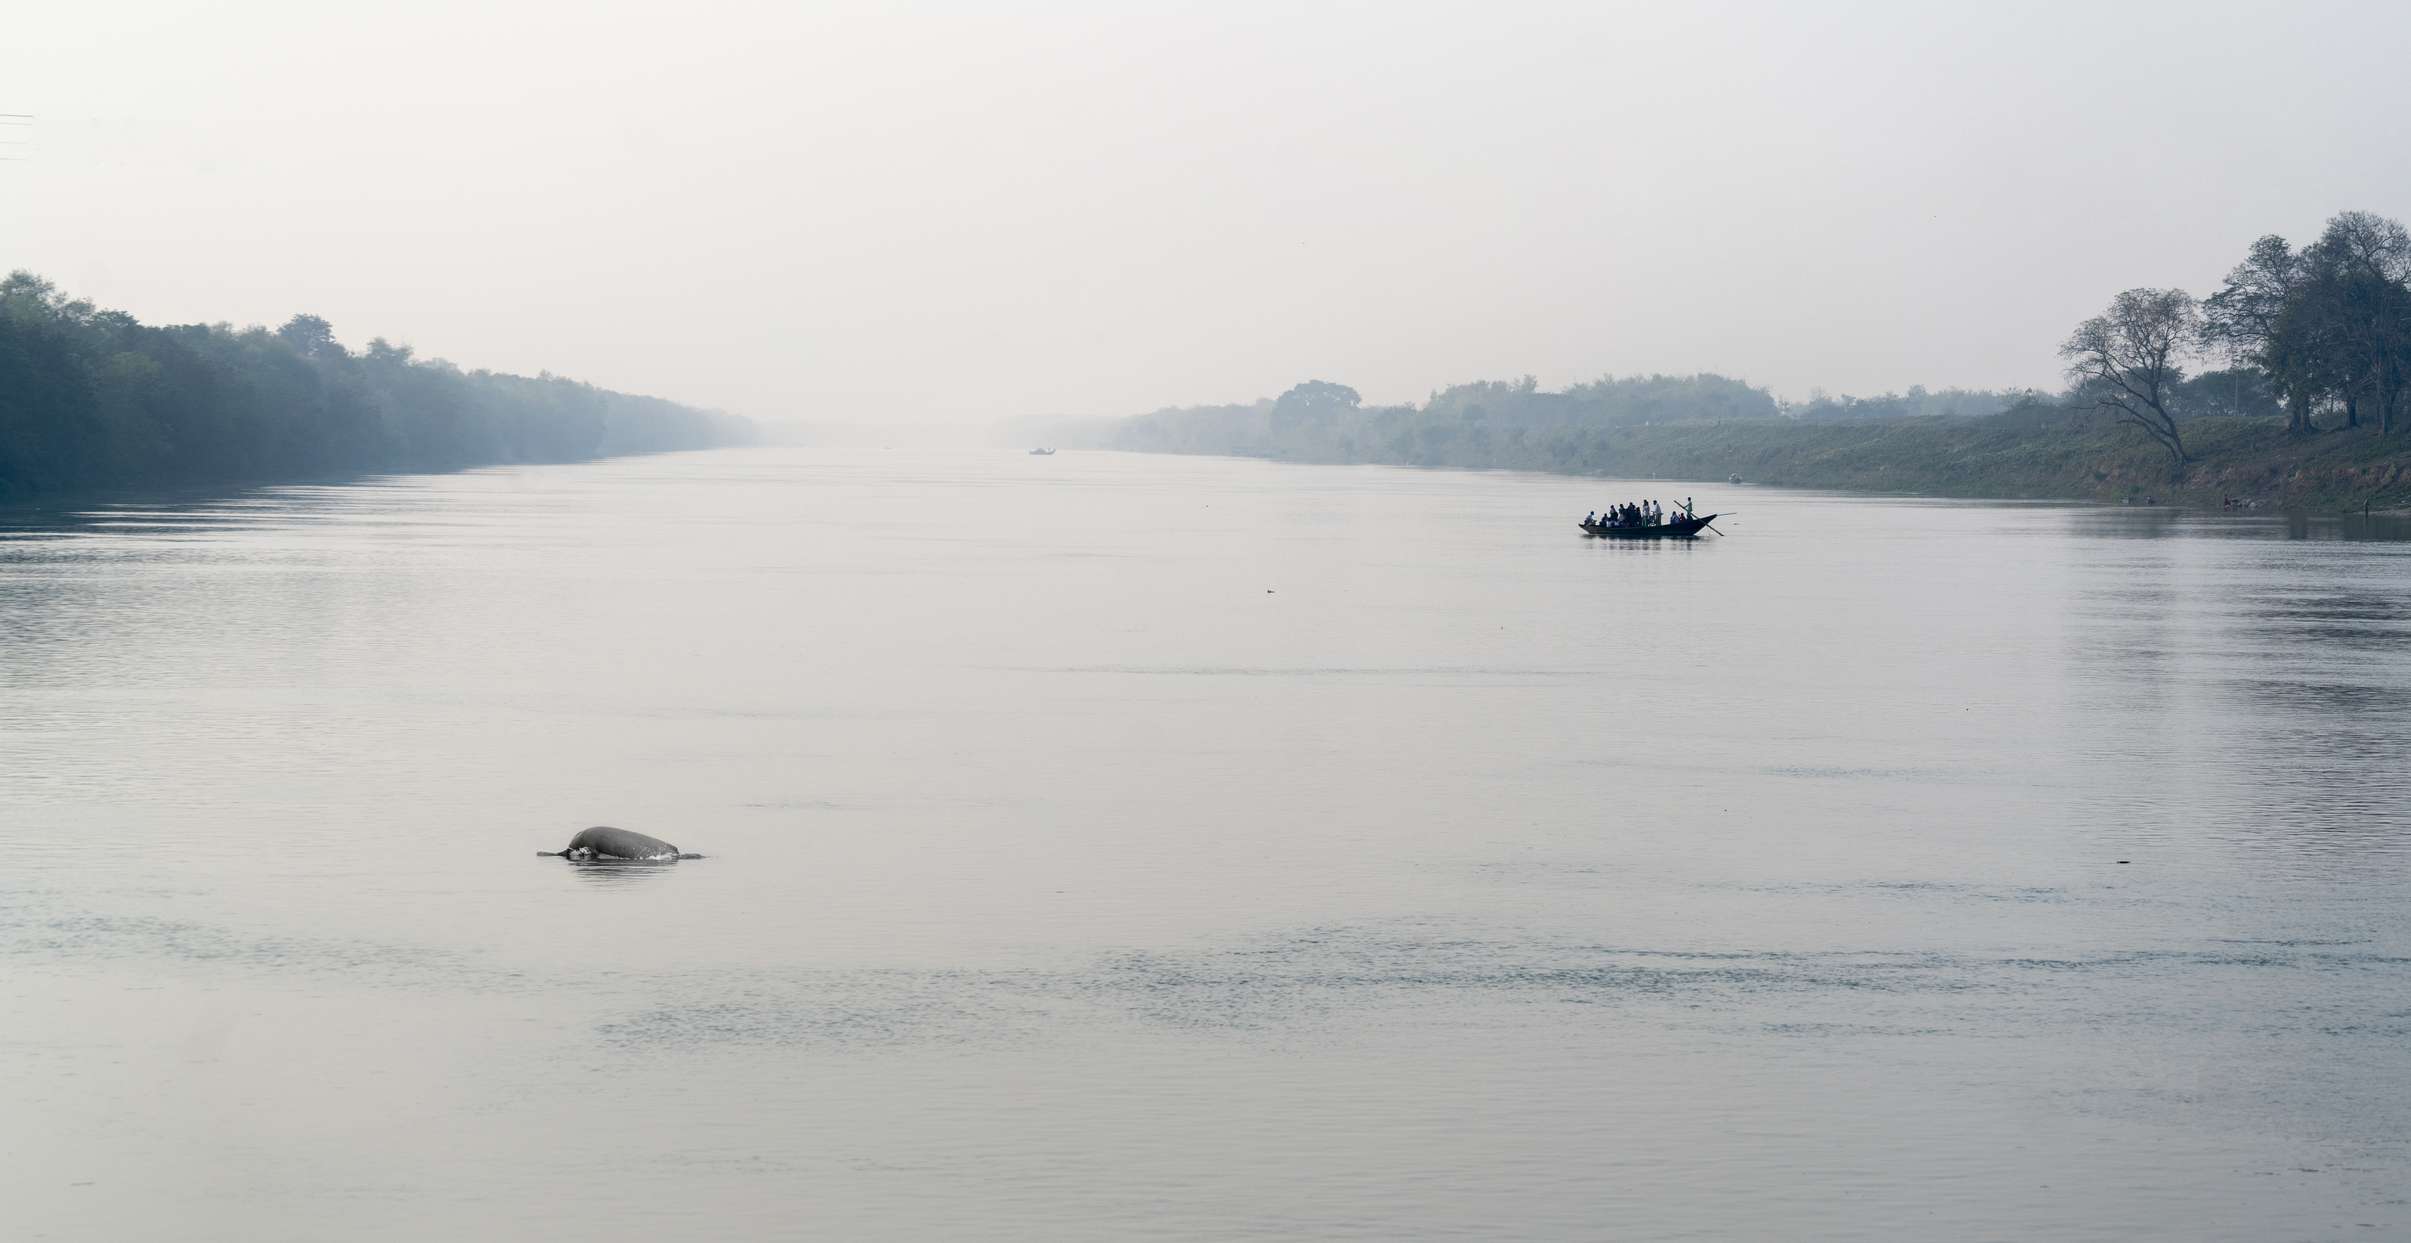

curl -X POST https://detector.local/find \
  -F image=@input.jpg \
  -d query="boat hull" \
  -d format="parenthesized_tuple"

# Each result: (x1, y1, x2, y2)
(1580, 514, 1716, 540)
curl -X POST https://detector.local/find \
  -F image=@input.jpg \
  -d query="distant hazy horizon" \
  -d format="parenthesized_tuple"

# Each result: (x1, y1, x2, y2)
(8, 1, 2410, 426)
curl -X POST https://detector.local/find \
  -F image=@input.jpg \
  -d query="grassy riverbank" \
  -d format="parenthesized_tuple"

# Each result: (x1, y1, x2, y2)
(1100, 398, 2411, 513)
(1579, 408, 2411, 512)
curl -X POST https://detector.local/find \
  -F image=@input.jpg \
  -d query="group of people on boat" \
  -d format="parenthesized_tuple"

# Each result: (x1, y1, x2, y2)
(1586, 498, 1690, 528)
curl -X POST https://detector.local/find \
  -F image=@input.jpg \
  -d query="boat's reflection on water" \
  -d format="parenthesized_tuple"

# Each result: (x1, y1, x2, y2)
(1583, 538, 1707, 550)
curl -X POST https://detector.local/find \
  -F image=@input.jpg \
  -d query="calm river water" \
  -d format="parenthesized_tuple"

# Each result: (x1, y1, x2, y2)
(4, 447, 2409, 1240)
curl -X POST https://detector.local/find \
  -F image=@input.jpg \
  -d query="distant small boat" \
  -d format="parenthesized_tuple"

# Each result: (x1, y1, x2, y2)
(1028, 447, 1056, 456)
(1728, 473, 1743, 484)
(1580, 514, 1718, 540)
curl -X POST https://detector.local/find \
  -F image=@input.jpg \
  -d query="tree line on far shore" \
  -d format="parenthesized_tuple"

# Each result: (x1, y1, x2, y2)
(2064, 210, 2411, 464)
(0, 272, 748, 501)
(1108, 374, 1783, 470)
(1101, 210, 2407, 476)
(1100, 364, 2260, 473)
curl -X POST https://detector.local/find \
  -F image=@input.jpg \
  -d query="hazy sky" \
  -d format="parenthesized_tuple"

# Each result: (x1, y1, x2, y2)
(8, 1, 2411, 424)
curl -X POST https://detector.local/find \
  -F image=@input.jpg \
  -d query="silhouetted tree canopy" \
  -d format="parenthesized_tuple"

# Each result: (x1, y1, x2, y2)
(0, 272, 747, 500)
(2200, 210, 2411, 436)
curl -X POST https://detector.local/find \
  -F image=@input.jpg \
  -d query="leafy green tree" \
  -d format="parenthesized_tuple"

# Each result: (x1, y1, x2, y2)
(2302, 211, 2411, 435)
(276, 313, 345, 359)
(2202, 235, 2326, 432)
(362, 336, 415, 366)
(2171, 366, 2281, 420)
(1, 270, 95, 326)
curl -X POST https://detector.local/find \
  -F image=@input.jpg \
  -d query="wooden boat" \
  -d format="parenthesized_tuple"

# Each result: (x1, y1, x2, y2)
(1580, 513, 1717, 540)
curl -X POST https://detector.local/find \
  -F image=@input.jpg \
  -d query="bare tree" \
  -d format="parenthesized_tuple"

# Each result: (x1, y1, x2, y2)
(2062, 288, 2200, 467)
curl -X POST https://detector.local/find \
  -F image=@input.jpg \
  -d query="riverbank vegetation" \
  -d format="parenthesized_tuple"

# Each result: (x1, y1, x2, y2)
(1092, 211, 2411, 512)
(0, 272, 748, 501)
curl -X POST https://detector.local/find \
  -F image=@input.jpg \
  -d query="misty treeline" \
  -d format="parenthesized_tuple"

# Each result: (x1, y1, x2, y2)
(1787, 386, 2051, 421)
(1110, 374, 2043, 472)
(2065, 210, 2411, 464)
(0, 272, 748, 500)
(1108, 364, 2287, 478)
(1108, 212, 2410, 480)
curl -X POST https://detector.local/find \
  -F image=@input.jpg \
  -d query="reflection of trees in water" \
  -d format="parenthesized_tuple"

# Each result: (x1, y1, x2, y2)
(2267, 511, 2411, 541)
(2233, 587, 2411, 650)
(2223, 576, 2411, 848)
(2064, 545, 2185, 701)
(2062, 541, 2189, 846)
(2068, 507, 2411, 543)
(0, 484, 389, 694)
(2228, 678, 2411, 714)
(2066, 508, 2189, 540)
(2334, 513, 2411, 541)
(2064, 515, 2411, 857)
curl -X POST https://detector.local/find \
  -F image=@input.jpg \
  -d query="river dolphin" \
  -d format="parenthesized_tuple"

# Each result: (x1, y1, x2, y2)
(537, 825, 704, 862)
